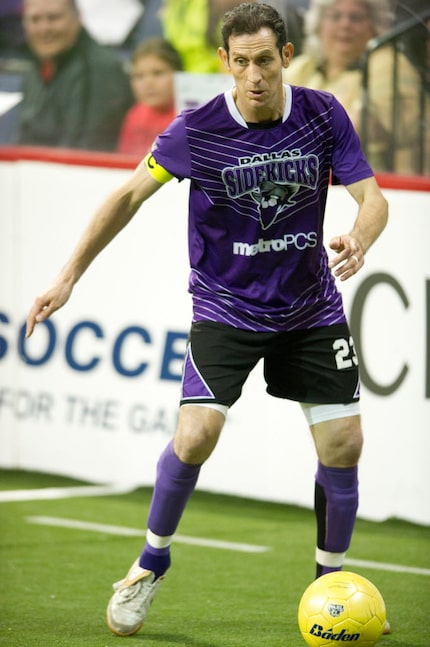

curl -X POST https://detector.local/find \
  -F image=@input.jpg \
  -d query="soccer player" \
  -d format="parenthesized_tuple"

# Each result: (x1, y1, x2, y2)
(25, 3, 388, 637)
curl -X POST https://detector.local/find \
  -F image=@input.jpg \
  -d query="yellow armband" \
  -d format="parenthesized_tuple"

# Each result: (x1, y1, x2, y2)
(144, 153, 173, 184)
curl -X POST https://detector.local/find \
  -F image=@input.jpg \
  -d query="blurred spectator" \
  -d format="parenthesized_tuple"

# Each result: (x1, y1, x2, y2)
(118, 37, 182, 155)
(160, 0, 245, 73)
(265, 0, 306, 55)
(17, 0, 134, 151)
(285, 0, 421, 174)
(392, 0, 429, 90)
(160, 0, 305, 73)
(378, 0, 429, 174)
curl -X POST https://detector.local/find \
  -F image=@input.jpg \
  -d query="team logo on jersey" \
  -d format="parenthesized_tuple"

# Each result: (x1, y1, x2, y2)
(222, 149, 319, 230)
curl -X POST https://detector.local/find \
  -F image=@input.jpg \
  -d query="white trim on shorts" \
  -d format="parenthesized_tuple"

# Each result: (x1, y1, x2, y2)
(180, 402, 229, 417)
(181, 401, 359, 424)
(300, 401, 360, 426)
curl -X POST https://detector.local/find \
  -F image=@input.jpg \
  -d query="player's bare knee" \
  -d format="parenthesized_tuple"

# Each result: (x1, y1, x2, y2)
(174, 406, 224, 464)
(314, 416, 363, 467)
(335, 432, 363, 466)
(320, 439, 362, 467)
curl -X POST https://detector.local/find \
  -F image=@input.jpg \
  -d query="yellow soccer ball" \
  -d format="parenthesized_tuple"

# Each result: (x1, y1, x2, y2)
(298, 571, 386, 646)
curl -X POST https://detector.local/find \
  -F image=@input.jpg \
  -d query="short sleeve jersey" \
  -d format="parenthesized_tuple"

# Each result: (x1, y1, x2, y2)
(151, 85, 373, 332)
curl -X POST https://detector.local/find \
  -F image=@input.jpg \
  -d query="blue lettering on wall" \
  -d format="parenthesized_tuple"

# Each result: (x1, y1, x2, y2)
(0, 310, 187, 382)
(18, 319, 56, 366)
(160, 331, 188, 381)
(65, 321, 103, 371)
(0, 311, 9, 359)
(112, 325, 151, 377)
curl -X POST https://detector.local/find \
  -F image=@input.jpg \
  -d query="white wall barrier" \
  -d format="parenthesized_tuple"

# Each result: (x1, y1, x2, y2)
(1, 151, 429, 525)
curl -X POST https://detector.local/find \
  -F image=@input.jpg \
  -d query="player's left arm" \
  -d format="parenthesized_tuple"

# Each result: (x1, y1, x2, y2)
(328, 175, 388, 281)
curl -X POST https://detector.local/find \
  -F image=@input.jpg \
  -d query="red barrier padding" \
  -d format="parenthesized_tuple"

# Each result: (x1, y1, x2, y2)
(0, 145, 140, 170)
(0, 145, 429, 191)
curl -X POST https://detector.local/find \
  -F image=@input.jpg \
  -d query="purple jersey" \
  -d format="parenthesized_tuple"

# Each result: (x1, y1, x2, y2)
(152, 85, 373, 332)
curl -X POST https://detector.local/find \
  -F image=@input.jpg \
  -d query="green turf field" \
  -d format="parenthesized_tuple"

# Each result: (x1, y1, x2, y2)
(1, 469, 429, 646)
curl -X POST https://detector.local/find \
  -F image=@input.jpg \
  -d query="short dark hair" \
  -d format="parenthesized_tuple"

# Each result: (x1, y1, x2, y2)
(221, 3, 288, 56)
(132, 38, 183, 71)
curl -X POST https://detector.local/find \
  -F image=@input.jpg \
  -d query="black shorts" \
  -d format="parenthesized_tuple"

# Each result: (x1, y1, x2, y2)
(180, 321, 360, 407)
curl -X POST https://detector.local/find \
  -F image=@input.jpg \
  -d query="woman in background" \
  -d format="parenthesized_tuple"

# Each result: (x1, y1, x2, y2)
(285, 0, 422, 174)
(118, 37, 182, 155)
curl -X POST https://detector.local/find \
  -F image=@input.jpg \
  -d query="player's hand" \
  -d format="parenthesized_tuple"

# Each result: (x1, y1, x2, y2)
(328, 234, 364, 281)
(25, 279, 73, 338)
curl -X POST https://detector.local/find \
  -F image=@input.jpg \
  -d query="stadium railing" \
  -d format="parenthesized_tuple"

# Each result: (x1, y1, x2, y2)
(361, 7, 430, 175)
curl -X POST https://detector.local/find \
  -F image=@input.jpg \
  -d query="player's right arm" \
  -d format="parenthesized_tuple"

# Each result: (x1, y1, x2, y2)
(25, 157, 168, 338)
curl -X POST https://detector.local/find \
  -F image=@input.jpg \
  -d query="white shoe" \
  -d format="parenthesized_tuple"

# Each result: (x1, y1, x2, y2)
(106, 559, 165, 636)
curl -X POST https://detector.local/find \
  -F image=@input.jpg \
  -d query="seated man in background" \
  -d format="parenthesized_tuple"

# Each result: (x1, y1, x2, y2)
(285, 0, 422, 175)
(17, 0, 133, 151)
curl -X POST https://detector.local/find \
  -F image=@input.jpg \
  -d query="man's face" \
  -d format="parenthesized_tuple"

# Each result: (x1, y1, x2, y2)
(23, 0, 81, 60)
(218, 28, 293, 121)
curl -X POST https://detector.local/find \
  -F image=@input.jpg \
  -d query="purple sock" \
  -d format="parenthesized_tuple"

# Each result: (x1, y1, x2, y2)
(139, 440, 201, 578)
(314, 461, 358, 577)
(139, 543, 171, 579)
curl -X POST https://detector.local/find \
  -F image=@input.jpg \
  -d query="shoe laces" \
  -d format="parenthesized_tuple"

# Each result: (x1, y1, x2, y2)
(115, 576, 156, 613)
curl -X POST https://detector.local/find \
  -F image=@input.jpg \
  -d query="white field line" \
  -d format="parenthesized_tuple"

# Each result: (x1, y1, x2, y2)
(26, 515, 270, 553)
(344, 557, 430, 577)
(25, 516, 430, 574)
(0, 484, 134, 502)
(4, 486, 429, 573)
